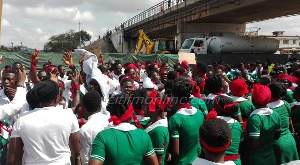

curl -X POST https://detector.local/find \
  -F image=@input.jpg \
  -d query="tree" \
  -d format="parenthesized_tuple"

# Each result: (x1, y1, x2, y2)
(0, 45, 10, 52)
(44, 29, 91, 52)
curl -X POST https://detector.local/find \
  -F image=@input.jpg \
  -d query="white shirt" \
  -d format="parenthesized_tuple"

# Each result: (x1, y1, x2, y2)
(140, 72, 148, 82)
(111, 72, 122, 82)
(0, 89, 11, 105)
(62, 80, 72, 103)
(0, 87, 26, 120)
(58, 75, 69, 83)
(193, 158, 235, 165)
(11, 106, 79, 165)
(79, 112, 109, 165)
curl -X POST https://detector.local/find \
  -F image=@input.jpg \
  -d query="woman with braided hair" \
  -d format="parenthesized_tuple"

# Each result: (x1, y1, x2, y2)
(267, 82, 298, 164)
(143, 92, 170, 165)
(212, 95, 244, 165)
(89, 94, 158, 165)
(193, 118, 235, 165)
(169, 76, 204, 164)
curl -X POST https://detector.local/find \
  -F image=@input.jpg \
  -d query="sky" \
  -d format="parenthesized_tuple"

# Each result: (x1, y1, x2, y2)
(2, 0, 300, 50)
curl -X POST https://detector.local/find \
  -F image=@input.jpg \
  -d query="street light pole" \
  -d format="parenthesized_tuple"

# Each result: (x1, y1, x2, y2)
(79, 21, 81, 48)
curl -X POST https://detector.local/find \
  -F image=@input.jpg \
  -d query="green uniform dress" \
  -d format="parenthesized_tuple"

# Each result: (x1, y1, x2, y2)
(247, 108, 281, 165)
(169, 106, 204, 165)
(267, 100, 299, 164)
(190, 96, 208, 117)
(249, 71, 260, 84)
(145, 118, 169, 165)
(231, 96, 256, 121)
(217, 116, 244, 165)
(284, 89, 296, 103)
(90, 123, 155, 165)
(204, 94, 230, 112)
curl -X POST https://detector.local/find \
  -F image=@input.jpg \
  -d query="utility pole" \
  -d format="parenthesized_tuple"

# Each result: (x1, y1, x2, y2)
(0, 0, 3, 45)
(11, 42, 13, 52)
(79, 21, 81, 48)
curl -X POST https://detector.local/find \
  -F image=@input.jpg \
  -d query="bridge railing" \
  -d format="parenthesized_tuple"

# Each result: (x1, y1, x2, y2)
(109, 0, 185, 34)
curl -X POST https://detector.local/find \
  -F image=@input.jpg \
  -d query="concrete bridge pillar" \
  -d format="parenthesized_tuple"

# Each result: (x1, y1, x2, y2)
(176, 21, 246, 49)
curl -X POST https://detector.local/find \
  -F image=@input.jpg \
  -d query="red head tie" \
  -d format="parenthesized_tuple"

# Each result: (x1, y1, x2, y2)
(149, 97, 168, 113)
(109, 104, 134, 125)
(200, 139, 231, 153)
(124, 64, 134, 70)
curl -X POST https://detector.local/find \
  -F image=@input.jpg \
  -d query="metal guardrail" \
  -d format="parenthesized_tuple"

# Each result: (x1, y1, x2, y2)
(105, 0, 236, 37)
(107, 0, 185, 35)
(122, 0, 185, 29)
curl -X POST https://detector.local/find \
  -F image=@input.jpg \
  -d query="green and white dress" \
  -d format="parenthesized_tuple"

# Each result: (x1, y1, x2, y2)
(169, 106, 204, 165)
(90, 123, 155, 165)
(145, 118, 169, 165)
(231, 96, 256, 121)
(217, 116, 243, 165)
(267, 100, 299, 164)
(247, 108, 281, 165)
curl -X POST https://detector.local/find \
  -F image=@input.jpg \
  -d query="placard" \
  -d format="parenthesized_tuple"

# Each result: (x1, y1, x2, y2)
(178, 52, 196, 64)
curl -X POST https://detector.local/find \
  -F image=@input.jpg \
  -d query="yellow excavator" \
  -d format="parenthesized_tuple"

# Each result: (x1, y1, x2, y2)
(135, 29, 176, 54)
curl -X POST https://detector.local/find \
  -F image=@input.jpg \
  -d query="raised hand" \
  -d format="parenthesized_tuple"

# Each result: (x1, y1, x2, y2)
(17, 65, 26, 86)
(70, 69, 80, 86)
(49, 67, 59, 83)
(31, 49, 39, 65)
(63, 51, 74, 67)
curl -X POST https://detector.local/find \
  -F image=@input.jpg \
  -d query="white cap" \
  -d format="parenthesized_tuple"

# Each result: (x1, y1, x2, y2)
(143, 77, 155, 89)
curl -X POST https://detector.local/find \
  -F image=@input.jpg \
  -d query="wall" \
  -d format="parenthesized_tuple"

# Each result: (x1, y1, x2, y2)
(110, 30, 123, 53)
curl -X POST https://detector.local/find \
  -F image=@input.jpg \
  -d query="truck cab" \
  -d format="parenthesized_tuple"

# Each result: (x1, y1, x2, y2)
(179, 38, 208, 54)
(153, 39, 176, 54)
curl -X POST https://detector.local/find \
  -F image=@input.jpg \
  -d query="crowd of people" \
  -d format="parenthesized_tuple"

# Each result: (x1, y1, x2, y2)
(1, 49, 300, 165)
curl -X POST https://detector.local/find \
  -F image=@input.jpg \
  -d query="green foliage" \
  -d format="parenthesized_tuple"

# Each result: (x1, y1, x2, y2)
(44, 29, 91, 52)
(0, 45, 10, 52)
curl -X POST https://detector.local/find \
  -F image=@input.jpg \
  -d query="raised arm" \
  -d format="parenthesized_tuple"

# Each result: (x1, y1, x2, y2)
(29, 50, 41, 84)
(70, 69, 80, 112)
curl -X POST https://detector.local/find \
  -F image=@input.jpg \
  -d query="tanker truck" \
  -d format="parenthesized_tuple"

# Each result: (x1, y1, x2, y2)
(179, 34, 279, 54)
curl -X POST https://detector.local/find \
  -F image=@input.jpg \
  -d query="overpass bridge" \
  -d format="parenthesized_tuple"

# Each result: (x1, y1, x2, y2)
(108, 0, 300, 53)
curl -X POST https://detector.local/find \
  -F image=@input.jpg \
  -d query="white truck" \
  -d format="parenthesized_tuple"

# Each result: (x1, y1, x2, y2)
(179, 35, 279, 54)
